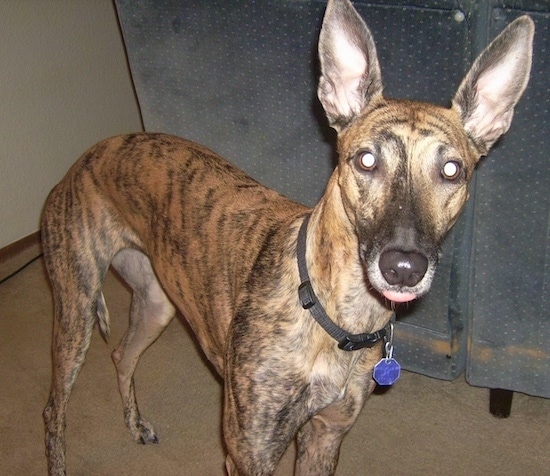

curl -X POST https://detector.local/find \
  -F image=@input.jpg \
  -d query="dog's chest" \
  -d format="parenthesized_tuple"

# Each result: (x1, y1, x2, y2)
(305, 350, 366, 411)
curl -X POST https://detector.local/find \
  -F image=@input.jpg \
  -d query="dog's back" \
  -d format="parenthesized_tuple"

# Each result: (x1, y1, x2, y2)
(41, 132, 307, 365)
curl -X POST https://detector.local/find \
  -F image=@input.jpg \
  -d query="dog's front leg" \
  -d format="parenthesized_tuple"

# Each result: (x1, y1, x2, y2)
(223, 378, 308, 476)
(223, 345, 311, 475)
(295, 377, 376, 476)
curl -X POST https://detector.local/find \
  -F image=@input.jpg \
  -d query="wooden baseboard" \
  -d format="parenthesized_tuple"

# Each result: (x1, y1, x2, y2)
(0, 231, 41, 263)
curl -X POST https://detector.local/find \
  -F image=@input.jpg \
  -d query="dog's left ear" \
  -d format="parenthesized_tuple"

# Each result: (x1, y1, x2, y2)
(317, 0, 383, 131)
(453, 16, 535, 155)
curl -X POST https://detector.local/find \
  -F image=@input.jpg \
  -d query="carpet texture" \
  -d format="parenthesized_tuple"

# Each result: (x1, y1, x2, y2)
(1, 258, 548, 475)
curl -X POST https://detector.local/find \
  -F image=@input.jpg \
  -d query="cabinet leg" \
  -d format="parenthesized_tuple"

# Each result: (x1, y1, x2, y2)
(489, 388, 513, 418)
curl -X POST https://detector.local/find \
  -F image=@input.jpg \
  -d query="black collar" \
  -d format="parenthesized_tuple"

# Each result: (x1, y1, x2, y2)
(296, 213, 388, 351)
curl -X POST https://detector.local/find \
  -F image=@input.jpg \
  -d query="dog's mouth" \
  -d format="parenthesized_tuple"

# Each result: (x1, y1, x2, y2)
(380, 290, 418, 303)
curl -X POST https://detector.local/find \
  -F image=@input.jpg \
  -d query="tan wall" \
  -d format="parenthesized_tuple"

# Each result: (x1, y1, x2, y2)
(0, 0, 142, 249)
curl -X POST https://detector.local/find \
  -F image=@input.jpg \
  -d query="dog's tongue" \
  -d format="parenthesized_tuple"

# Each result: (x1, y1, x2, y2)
(382, 291, 417, 303)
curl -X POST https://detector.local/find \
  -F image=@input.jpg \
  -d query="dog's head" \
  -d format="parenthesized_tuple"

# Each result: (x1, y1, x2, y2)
(318, 0, 534, 303)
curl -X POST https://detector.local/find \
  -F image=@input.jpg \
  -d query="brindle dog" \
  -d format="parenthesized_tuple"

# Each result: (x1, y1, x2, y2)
(42, 0, 534, 474)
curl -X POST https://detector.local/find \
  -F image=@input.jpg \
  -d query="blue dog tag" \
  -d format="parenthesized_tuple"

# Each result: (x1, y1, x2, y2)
(373, 358, 401, 386)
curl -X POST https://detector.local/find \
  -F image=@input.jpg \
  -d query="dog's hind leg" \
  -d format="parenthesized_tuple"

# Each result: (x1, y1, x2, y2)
(110, 248, 176, 444)
(42, 234, 110, 475)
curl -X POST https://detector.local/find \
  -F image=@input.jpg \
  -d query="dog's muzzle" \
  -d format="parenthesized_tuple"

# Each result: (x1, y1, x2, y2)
(377, 249, 429, 303)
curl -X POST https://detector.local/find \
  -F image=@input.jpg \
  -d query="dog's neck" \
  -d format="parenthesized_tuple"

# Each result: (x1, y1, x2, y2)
(305, 174, 392, 335)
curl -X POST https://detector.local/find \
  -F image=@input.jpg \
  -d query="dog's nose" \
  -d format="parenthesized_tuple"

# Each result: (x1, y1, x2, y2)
(379, 250, 428, 288)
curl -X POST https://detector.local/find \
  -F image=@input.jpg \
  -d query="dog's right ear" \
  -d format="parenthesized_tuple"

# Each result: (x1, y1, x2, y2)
(317, 0, 383, 131)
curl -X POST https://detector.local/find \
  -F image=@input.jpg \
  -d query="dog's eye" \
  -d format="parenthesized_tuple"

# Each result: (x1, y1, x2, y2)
(441, 160, 461, 180)
(356, 151, 377, 172)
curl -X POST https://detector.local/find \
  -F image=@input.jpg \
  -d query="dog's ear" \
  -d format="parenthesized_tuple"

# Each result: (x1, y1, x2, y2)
(453, 16, 534, 155)
(317, 0, 383, 131)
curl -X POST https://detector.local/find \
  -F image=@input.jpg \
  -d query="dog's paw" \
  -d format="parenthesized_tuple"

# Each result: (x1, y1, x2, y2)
(133, 419, 159, 445)
(138, 433, 159, 445)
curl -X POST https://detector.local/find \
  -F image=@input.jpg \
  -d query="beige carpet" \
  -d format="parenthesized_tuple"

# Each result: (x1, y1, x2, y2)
(1, 257, 549, 475)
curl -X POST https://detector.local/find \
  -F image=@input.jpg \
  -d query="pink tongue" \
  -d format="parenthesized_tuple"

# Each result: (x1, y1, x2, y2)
(382, 291, 417, 303)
